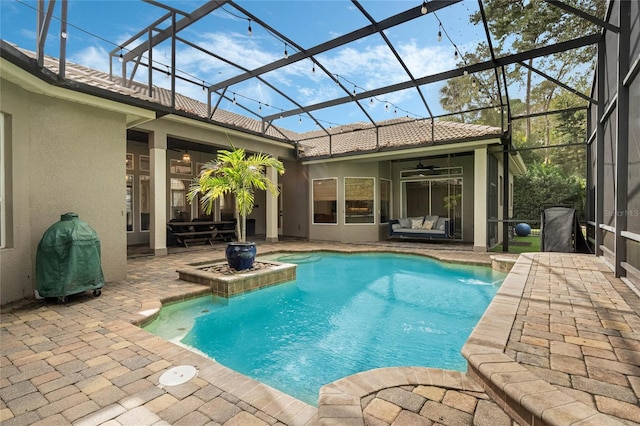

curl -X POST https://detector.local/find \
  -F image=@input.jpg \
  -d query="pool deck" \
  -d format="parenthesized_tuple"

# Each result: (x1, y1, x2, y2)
(1, 241, 639, 425)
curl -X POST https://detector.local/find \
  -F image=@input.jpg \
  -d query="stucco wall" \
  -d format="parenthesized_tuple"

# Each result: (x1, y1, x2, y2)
(0, 80, 127, 305)
(308, 161, 381, 243)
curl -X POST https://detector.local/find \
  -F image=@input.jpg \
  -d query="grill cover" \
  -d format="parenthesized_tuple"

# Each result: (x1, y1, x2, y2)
(36, 213, 105, 298)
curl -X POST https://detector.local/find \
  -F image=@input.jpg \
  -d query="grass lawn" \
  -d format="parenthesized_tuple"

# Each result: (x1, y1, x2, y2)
(490, 235, 541, 254)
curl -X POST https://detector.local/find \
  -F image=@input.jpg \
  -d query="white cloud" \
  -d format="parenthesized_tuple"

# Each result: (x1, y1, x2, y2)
(70, 45, 110, 73)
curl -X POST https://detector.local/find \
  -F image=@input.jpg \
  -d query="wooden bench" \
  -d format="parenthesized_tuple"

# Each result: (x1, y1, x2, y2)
(167, 221, 236, 247)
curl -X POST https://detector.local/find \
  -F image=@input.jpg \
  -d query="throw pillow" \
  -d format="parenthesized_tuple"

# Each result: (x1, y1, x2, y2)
(411, 218, 423, 229)
(398, 218, 411, 228)
(422, 220, 434, 230)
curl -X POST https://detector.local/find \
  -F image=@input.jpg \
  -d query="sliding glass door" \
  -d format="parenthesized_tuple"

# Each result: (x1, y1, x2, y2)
(402, 178, 462, 239)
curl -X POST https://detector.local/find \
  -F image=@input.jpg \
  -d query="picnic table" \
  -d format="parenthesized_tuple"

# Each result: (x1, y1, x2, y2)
(167, 220, 236, 247)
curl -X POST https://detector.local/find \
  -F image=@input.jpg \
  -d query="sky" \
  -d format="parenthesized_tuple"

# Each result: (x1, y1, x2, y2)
(0, 0, 551, 133)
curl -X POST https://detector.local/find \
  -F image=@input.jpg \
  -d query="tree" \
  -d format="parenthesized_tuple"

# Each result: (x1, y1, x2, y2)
(188, 145, 285, 243)
(513, 163, 585, 221)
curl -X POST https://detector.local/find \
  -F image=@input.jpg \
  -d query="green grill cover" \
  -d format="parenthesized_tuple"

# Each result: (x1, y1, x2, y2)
(36, 213, 105, 298)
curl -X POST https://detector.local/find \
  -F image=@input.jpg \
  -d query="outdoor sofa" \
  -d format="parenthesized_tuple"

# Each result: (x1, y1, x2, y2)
(388, 215, 452, 239)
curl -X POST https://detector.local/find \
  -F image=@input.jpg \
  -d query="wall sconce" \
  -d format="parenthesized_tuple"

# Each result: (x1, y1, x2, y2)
(182, 151, 191, 163)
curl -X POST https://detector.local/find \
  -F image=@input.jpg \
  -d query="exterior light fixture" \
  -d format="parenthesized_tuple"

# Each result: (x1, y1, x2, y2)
(182, 151, 191, 163)
(421, 1, 428, 14)
(247, 19, 252, 35)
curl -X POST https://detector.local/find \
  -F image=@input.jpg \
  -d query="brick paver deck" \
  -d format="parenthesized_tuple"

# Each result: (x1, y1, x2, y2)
(1, 242, 638, 425)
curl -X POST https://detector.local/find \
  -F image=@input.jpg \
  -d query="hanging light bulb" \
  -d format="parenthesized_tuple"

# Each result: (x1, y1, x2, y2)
(471, 78, 477, 88)
(247, 19, 252, 36)
(284, 44, 288, 59)
(421, 0, 428, 14)
(118, 47, 123, 63)
(463, 69, 469, 76)
(454, 50, 458, 60)
(299, 116, 302, 123)
(312, 63, 316, 74)
(369, 98, 374, 106)
(437, 24, 442, 42)
(61, 31, 67, 39)
(352, 87, 357, 97)
(385, 103, 389, 111)
(202, 81, 206, 92)
(258, 102, 262, 111)
(232, 93, 237, 104)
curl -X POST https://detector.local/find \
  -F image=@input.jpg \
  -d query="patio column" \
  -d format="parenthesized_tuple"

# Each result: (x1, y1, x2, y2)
(150, 131, 167, 256)
(474, 148, 488, 252)
(265, 165, 279, 243)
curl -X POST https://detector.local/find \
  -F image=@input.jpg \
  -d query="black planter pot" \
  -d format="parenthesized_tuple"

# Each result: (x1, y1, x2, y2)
(225, 242, 257, 271)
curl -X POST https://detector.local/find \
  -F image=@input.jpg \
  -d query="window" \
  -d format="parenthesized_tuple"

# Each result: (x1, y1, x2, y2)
(139, 155, 150, 172)
(170, 159, 191, 175)
(345, 177, 374, 224)
(380, 179, 391, 223)
(171, 178, 191, 220)
(139, 176, 150, 231)
(313, 178, 337, 224)
(126, 175, 134, 232)
(126, 153, 134, 170)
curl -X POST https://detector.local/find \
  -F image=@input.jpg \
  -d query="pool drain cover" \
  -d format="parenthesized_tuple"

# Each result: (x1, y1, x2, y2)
(159, 365, 198, 386)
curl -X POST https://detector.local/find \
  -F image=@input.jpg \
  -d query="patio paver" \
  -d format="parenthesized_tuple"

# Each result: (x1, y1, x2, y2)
(1, 241, 638, 425)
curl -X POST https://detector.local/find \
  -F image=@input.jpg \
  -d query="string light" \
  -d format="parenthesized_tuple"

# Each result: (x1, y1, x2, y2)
(232, 93, 237, 104)
(369, 98, 374, 106)
(437, 24, 442, 42)
(61, 31, 67, 39)
(454, 50, 458, 60)
(202, 81, 206, 92)
(463, 69, 468, 76)
(284, 43, 288, 59)
(247, 19, 252, 36)
(118, 46, 123, 63)
(421, 1, 428, 14)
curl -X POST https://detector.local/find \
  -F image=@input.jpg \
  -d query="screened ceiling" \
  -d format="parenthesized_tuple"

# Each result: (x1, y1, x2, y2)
(27, 0, 609, 140)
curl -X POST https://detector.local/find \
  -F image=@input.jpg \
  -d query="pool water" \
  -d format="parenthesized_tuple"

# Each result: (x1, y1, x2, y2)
(144, 252, 505, 405)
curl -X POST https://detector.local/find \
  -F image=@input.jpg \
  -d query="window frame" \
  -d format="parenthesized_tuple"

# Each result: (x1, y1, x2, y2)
(344, 177, 375, 225)
(312, 177, 338, 225)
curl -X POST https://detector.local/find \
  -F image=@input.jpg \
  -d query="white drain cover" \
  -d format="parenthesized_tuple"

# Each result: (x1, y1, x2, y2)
(159, 365, 198, 386)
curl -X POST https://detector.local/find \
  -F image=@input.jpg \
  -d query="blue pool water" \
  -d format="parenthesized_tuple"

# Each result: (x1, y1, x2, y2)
(144, 252, 505, 405)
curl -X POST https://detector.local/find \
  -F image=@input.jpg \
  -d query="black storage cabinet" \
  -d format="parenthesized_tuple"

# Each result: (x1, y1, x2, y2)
(36, 212, 105, 301)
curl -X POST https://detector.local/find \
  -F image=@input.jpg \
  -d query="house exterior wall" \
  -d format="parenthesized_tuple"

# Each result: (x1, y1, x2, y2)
(0, 79, 127, 305)
(308, 161, 380, 243)
(280, 159, 309, 239)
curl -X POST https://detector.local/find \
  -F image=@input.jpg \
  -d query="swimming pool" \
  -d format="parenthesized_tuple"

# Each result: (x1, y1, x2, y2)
(144, 252, 505, 405)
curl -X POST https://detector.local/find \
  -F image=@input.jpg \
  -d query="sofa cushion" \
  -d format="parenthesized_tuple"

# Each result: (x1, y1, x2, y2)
(434, 217, 447, 231)
(398, 217, 412, 228)
(391, 223, 402, 230)
(422, 219, 435, 230)
(411, 218, 424, 229)
(424, 215, 439, 225)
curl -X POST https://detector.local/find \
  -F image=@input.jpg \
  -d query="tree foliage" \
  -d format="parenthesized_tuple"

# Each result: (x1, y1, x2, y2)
(513, 163, 585, 221)
(438, 0, 605, 219)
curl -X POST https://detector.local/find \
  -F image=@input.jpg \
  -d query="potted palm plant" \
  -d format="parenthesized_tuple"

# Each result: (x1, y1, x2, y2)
(188, 144, 284, 270)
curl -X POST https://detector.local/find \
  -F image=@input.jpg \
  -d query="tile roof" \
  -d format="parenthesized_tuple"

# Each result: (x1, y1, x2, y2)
(11, 46, 503, 159)
(296, 118, 502, 158)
